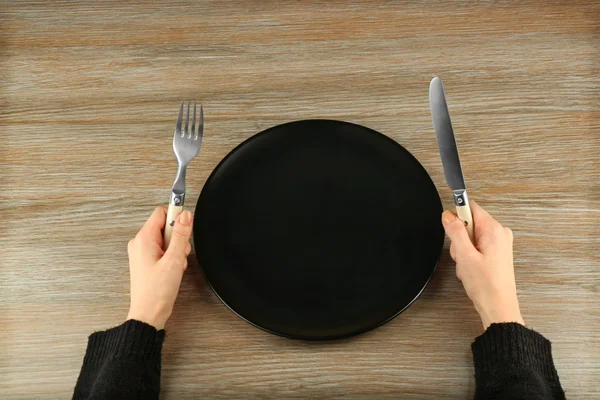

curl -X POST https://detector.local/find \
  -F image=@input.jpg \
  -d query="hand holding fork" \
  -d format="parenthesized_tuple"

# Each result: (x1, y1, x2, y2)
(164, 102, 203, 250)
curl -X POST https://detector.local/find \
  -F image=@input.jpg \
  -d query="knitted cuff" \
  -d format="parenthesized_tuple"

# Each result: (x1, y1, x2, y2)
(82, 320, 166, 373)
(472, 322, 560, 384)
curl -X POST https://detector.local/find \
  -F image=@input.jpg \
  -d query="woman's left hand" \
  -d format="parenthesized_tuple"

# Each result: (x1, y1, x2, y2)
(126, 206, 193, 330)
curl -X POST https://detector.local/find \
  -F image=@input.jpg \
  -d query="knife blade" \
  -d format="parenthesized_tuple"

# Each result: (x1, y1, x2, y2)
(429, 77, 474, 242)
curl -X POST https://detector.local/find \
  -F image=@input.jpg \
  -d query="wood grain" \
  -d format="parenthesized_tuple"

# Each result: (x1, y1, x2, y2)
(1, 1, 599, 398)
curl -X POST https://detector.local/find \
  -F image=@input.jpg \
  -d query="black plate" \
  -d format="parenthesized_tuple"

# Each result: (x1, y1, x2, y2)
(194, 120, 444, 340)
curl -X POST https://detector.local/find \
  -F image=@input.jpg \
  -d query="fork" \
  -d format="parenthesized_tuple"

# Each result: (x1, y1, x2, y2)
(163, 102, 203, 250)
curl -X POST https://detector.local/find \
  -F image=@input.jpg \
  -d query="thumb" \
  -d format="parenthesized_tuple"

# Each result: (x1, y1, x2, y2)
(442, 210, 476, 256)
(164, 210, 193, 262)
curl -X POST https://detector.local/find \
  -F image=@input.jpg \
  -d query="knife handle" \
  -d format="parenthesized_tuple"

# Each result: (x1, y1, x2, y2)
(456, 203, 475, 244)
(163, 204, 183, 250)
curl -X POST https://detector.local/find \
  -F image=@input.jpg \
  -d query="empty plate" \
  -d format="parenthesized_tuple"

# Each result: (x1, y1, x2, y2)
(194, 120, 444, 340)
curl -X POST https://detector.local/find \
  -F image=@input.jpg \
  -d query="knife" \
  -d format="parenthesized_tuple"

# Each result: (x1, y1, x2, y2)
(429, 77, 474, 243)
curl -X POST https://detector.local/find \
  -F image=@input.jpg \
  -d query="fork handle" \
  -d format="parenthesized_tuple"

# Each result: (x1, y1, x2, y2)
(163, 204, 183, 250)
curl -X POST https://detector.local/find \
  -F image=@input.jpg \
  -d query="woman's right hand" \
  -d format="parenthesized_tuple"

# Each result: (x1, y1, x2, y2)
(442, 201, 525, 330)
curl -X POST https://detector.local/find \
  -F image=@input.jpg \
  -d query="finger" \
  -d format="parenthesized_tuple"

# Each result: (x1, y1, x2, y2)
(469, 200, 498, 231)
(139, 206, 167, 237)
(504, 228, 514, 248)
(163, 210, 193, 263)
(450, 242, 457, 261)
(469, 200, 513, 251)
(442, 210, 478, 257)
(185, 242, 192, 257)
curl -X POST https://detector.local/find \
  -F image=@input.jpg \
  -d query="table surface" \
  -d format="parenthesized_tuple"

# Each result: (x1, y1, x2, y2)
(1, 1, 599, 398)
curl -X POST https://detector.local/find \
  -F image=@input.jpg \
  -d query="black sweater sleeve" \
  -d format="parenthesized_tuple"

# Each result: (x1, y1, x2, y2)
(75, 320, 565, 399)
(73, 320, 165, 400)
(471, 323, 565, 400)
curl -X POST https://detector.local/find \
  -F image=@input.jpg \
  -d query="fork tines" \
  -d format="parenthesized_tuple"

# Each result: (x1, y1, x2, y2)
(175, 102, 203, 140)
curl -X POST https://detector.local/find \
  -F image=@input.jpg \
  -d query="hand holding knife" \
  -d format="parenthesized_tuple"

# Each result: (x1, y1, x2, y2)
(429, 77, 474, 243)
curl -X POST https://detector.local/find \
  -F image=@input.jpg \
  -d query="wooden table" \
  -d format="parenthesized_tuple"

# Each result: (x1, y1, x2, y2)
(1, 1, 599, 398)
